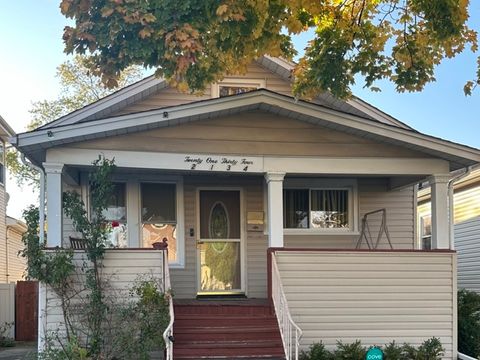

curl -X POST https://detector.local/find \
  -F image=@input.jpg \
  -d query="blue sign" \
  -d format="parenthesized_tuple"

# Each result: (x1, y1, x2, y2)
(366, 347, 383, 360)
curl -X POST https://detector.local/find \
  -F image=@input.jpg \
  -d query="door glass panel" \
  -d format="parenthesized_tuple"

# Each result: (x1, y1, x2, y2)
(209, 202, 229, 239)
(200, 191, 240, 239)
(200, 242, 241, 291)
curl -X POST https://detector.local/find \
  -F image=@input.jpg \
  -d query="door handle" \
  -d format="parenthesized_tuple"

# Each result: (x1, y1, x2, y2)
(196, 241, 204, 249)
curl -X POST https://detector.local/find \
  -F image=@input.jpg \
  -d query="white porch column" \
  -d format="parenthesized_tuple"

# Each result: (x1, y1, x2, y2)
(265, 172, 285, 248)
(44, 162, 64, 247)
(428, 174, 451, 249)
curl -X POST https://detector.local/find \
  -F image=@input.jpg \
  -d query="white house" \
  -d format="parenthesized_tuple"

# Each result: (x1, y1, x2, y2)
(13, 57, 480, 359)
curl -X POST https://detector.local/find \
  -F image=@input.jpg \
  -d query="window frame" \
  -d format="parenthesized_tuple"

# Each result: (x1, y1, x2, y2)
(211, 78, 266, 98)
(138, 178, 185, 268)
(282, 178, 358, 235)
(420, 215, 432, 250)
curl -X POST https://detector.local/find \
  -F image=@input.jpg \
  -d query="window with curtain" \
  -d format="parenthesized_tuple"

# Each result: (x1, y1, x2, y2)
(102, 182, 127, 247)
(141, 183, 177, 262)
(284, 189, 350, 229)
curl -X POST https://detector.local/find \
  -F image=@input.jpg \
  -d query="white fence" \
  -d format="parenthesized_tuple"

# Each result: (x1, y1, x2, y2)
(0, 283, 15, 339)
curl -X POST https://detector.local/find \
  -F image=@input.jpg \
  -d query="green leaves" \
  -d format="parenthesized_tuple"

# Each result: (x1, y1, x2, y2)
(60, 0, 478, 98)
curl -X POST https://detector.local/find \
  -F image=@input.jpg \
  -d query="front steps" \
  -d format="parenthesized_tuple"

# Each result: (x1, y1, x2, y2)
(173, 299, 285, 359)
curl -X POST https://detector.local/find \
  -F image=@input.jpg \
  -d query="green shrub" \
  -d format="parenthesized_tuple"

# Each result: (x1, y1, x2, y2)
(300, 342, 332, 360)
(0, 322, 14, 348)
(334, 340, 366, 359)
(458, 289, 480, 358)
(382, 341, 403, 360)
(299, 338, 444, 360)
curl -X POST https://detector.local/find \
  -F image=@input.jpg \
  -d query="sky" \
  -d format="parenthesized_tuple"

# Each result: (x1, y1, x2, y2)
(0, 1, 479, 220)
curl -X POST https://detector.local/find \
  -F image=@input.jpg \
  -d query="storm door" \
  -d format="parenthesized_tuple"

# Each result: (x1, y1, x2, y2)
(197, 190, 243, 295)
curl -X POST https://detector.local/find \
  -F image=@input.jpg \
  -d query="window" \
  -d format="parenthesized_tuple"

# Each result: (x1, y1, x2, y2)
(219, 86, 257, 97)
(420, 215, 432, 250)
(283, 188, 353, 231)
(212, 78, 266, 98)
(141, 183, 178, 262)
(0, 141, 5, 185)
(103, 182, 127, 247)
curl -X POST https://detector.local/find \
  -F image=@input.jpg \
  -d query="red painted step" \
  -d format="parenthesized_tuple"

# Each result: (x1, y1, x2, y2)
(173, 300, 285, 360)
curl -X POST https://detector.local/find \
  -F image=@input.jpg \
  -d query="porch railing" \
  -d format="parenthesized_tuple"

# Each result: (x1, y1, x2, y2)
(271, 253, 302, 360)
(162, 250, 174, 360)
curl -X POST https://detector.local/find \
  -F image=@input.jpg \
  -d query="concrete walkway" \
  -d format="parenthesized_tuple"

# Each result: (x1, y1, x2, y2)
(0, 342, 36, 360)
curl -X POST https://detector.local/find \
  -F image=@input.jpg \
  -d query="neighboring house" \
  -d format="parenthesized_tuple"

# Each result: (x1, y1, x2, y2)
(418, 168, 480, 293)
(0, 116, 26, 283)
(13, 57, 480, 359)
(5, 216, 28, 282)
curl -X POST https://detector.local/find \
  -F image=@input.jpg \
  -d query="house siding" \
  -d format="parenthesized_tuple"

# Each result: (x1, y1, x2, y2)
(5, 226, 26, 282)
(0, 185, 7, 282)
(111, 62, 292, 116)
(275, 250, 456, 359)
(43, 250, 166, 336)
(456, 217, 480, 292)
(70, 114, 430, 159)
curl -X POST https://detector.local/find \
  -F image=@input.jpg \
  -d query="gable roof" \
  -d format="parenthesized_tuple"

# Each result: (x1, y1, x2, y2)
(0, 115, 15, 142)
(14, 89, 480, 171)
(38, 56, 410, 131)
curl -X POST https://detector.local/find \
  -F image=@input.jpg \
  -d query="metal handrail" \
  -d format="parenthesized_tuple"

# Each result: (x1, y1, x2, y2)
(162, 250, 174, 360)
(271, 253, 302, 360)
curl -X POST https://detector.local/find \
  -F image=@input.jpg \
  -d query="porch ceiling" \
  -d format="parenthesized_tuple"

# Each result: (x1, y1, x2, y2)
(14, 90, 480, 171)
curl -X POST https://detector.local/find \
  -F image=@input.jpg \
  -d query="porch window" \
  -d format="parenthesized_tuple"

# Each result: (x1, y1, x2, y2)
(420, 215, 432, 250)
(284, 188, 351, 230)
(141, 183, 178, 262)
(103, 182, 127, 247)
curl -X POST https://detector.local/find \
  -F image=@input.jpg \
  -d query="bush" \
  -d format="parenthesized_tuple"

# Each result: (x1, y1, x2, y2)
(299, 338, 444, 360)
(458, 289, 480, 358)
(0, 322, 15, 348)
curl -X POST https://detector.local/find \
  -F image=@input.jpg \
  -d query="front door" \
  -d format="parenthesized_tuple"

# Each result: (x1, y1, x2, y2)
(197, 190, 243, 295)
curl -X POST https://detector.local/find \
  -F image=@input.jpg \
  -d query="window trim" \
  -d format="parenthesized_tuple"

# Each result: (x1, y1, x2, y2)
(282, 178, 359, 235)
(211, 78, 266, 98)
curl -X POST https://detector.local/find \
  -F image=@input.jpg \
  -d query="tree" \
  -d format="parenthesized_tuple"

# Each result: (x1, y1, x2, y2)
(60, 0, 478, 98)
(7, 55, 142, 188)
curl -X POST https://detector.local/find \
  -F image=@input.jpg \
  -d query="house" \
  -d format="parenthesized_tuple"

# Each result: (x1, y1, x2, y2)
(13, 57, 480, 359)
(0, 115, 28, 341)
(418, 168, 480, 293)
(0, 116, 26, 283)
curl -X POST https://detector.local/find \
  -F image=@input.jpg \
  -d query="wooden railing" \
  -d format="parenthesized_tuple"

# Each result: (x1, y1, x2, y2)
(271, 253, 302, 360)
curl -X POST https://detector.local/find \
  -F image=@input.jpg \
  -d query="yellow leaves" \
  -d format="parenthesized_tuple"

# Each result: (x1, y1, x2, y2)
(216, 4, 229, 16)
(60, 0, 72, 15)
(138, 27, 153, 39)
(142, 13, 156, 24)
(177, 81, 190, 93)
(285, 16, 304, 34)
(464, 81, 474, 96)
(215, 2, 245, 22)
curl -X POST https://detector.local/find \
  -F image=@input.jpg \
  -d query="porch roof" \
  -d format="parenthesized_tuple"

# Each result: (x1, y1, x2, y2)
(13, 89, 480, 172)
